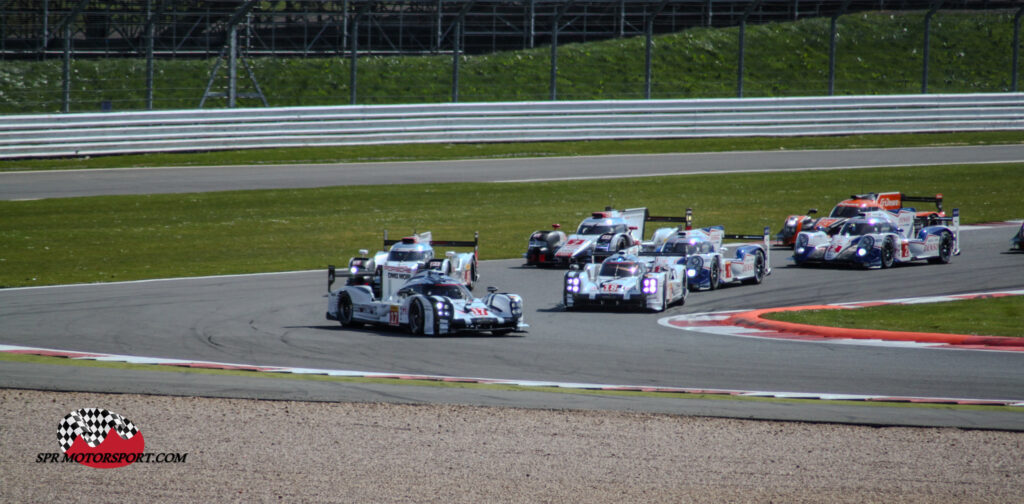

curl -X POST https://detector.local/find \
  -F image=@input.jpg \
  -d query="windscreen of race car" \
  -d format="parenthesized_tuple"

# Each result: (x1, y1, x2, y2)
(599, 261, 640, 278)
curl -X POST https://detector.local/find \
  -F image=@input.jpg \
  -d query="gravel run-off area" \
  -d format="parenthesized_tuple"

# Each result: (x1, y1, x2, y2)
(2, 388, 1022, 503)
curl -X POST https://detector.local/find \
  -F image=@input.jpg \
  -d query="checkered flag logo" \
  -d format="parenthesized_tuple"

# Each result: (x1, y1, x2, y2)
(58, 408, 139, 453)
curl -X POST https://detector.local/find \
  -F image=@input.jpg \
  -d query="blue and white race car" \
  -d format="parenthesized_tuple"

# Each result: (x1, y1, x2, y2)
(1011, 221, 1024, 251)
(326, 266, 527, 336)
(526, 207, 687, 266)
(793, 208, 960, 268)
(654, 225, 772, 290)
(346, 231, 480, 294)
(563, 251, 688, 312)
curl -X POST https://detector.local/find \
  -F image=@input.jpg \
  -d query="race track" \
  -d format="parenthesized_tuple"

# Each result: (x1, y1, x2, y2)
(2, 146, 1022, 429)
(3, 144, 1024, 200)
(2, 224, 1022, 428)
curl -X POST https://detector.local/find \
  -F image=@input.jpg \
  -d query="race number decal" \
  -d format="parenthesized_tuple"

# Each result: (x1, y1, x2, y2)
(389, 305, 400, 326)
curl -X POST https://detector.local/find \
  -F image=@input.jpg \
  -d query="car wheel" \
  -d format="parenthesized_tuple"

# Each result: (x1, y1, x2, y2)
(408, 299, 424, 335)
(881, 239, 895, 269)
(338, 292, 361, 328)
(743, 250, 766, 285)
(709, 260, 720, 290)
(929, 232, 953, 264)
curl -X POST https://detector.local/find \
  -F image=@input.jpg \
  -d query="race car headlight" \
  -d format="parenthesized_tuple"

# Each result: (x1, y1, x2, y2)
(350, 266, 359, 275)
(435, 301, 451, 317)
(566, 277, 581, 293)
(858, 235, 874, 250)
(510, 299, 522, 316)
(642, 277, 658, 294)
(796, 234, 808, 248)
(796, 247, 806, 255)
(786, 217, 798, 227)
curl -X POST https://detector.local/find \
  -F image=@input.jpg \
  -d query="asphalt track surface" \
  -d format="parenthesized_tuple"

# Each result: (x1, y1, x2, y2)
(2, 145, 1023, 429)
(3, 144, 1024, 200)
(2, 225, 1022, 429)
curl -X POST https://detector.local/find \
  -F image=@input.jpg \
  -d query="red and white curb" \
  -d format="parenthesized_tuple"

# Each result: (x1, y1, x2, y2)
(2, 343, 1022, 407)
(660, 289, 1024, 352)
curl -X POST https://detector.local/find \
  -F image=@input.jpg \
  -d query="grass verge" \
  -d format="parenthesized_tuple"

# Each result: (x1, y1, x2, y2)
(763, 296, 1024, 338)
(0, 131, 1022, 173)
(1, 162, 1021, 287)
(1, 352, 1017, 411)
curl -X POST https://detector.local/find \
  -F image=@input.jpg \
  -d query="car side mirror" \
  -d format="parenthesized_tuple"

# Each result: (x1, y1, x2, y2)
(570, 264, 580, 271)
(808, 208, 818, 215)
(358, 249, 368, 256)
(487, 286, 498, 293)
(397, 288, 414, 297)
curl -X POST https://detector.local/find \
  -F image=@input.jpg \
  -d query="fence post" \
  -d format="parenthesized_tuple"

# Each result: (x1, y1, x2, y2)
(828, 0, 852, 96)
(645, 0, 670, 99)
(737, 1, 762, 98)
(921, 1, 942, 94)
(1014, 7, 1024, 92)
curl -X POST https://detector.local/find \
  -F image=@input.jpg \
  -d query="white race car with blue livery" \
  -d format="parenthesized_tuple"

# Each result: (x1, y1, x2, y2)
(326, 265, 527, 336)
(793, 208, 960, 268)
(526, 207, 687, 266)
(563, 251, 688, 312)
(345, 231, 480, 296)
(1011, 221, 1024, 251)
(654, 225, 772, 290)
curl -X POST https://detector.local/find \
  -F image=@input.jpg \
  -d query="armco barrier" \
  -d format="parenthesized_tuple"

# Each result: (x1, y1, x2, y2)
(0, 93, 1022, 159)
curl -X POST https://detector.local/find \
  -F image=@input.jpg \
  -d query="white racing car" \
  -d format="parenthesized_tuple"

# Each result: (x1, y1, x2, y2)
(793, 208, 960, 268)
(1012, 221, 1024, 251)
(525, 207, 688, 266)
(326, 265, 528, 336)
(654, 225, 772, 290)
(345, 230, 480, 296)
(563, 251, 688, 312)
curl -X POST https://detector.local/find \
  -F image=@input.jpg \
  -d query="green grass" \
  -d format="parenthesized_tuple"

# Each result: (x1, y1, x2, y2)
(1, 162, 1020, 288)
(1, 131, 1022, 173)
(764, 296, 1024, 338)
(1, 352, 1018, 410)
(1, 11, 1019, 114)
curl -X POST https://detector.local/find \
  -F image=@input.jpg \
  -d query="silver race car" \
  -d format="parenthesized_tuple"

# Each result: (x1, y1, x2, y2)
(526, 207, 687, 266)
(655, 225, 772, 290)
(346, 230, 480, 295)
(793, 208, 960, 268)
(326, 265, 527, 336)
(563, 251, 688, 312)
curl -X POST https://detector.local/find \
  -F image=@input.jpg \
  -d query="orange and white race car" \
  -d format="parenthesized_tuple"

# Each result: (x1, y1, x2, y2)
(776, 192, 945, 247)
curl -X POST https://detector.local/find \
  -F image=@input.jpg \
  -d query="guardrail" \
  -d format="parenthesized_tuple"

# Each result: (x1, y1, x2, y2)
(1, 93, 1022, 159)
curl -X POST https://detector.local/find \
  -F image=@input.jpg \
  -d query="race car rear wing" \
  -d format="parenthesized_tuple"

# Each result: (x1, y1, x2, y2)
(644, 207, 694, 230)
(899, 193, 943, 212)
(429, 231, 480, 262)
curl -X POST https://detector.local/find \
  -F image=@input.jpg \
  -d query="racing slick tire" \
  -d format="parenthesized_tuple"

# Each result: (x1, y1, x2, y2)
(648, 285, 668, 313)
(408, 299, 425, 335)
(563, 292, 576, 311)
(929, 231, 954, 264)
(709, 260, 721, 290)
(742, 250, 766, 285)
(337, 292, 362, 328)
(881, 239, 895, 269)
